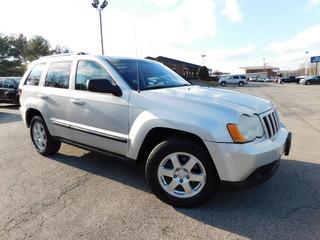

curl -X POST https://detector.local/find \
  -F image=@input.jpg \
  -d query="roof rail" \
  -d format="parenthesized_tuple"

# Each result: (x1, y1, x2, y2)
(39, 52, 88, 60)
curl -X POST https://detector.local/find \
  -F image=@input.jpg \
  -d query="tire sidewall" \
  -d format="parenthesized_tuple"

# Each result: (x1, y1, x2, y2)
(30, 116, 60, 156)
(146, 137, 219, 207)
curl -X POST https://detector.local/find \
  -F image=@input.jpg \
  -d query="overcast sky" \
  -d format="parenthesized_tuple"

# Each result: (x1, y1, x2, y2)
(1, 0, 320, 72)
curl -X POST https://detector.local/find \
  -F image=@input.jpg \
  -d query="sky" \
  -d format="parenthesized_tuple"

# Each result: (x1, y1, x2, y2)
(1, 0, 320, 72)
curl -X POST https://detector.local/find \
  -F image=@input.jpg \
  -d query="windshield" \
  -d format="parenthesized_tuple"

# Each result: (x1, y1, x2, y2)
(107, 58, 191, 91)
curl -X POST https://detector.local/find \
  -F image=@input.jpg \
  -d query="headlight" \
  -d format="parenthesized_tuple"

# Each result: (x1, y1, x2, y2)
(227, 114, 264, 143)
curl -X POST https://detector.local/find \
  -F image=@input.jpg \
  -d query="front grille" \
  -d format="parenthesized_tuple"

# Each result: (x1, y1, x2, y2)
(261, 109, 281, 139)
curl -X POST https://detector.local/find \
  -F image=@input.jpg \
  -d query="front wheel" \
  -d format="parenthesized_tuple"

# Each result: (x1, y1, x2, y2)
(145, 137, 220, 207)
(30, 116, 61, 156)
(221, 81, 226, 86)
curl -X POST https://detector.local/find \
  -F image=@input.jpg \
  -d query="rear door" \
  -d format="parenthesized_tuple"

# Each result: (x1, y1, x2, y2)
(231, 76, 239, 84)
(37, 61, 73, 140)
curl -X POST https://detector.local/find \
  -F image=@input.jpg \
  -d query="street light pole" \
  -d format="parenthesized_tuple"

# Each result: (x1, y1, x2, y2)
(92, 0, 108, 55)
(305, 51, 309, 76)
(201, 55, 206, 66)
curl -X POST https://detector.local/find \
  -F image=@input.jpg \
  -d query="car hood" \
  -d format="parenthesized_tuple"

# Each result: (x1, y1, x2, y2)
(143, 85, 272, 115)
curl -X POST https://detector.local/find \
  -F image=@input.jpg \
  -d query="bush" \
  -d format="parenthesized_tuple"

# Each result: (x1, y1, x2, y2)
(198, 66, 209, 80)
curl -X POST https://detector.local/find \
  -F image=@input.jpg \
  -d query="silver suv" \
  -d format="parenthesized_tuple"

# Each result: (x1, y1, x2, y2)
(219, 75, 248, 86)
(19, 53, 291, 207)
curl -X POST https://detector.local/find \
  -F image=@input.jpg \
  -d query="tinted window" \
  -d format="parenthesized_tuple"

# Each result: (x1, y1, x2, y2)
(234, 76, 239, 79)
(76, 61, 112, 91)
(0, 80, 3, 87)
(240, 76, 246, 79)
(45, 61, 72, 89)
(25, 63, 46, 86)
(4, 79, 15, 88)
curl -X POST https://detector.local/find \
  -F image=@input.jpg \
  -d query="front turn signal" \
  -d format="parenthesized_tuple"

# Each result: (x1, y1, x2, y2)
(227, 124, 248, 143)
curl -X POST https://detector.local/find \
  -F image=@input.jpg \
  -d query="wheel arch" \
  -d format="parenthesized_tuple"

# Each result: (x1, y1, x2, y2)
(25, 108, 43, 128)
(135, 127, 215, 169)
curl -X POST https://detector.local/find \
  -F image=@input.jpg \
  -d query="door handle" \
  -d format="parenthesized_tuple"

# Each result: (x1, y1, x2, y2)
(39, 94, 48, 99)
(71, 99, 84, 105)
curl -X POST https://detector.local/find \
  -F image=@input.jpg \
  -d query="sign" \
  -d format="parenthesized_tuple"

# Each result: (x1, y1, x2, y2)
(311, 56, 320, 63)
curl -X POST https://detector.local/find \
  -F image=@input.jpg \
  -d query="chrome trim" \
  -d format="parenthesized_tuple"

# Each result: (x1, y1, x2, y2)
(260, 108, 281, 140)
(50, 118, 128, 143)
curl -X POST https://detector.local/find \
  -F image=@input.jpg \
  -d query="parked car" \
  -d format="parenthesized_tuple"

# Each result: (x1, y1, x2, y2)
(249, 77, 257, 82)
(0, 77, 22, 104)
(19, 53, 291, 207)
(218, 75, 248, 86)
(281, 76, 299, 83)
(257, 77, 267, 82)
(300, 75, 320, 85)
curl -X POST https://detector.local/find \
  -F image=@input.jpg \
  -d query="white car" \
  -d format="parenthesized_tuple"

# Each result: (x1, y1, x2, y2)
(218, 75, 248, 86)
(19, 53, 291, 207)
(257, 77, 267, 82)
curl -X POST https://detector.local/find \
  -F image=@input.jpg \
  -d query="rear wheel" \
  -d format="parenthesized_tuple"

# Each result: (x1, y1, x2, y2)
(30, 116, 61, 156)
(145, 136, 220, 207)
(238, 81, 244, 86)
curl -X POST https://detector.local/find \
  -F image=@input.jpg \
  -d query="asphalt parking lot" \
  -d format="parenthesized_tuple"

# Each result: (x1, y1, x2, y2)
(1, 82, 319, 240)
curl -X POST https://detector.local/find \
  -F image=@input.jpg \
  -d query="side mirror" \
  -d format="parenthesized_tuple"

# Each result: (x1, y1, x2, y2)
(86, 79, 122, 96)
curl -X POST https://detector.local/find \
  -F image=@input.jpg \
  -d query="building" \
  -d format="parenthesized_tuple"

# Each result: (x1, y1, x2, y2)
(146, 56, 201, 79)
(231, 66, 280, 78)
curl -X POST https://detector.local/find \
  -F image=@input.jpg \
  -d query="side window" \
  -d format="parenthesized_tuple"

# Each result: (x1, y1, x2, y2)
(234, 76, 239, 79)
(241, 76, 246, 79)
(25, 63, 46, 86)
(45, 61, 72, 89)
(75, 61, 112, 91)
(0, 80, 3, 87)
(4, 79, 14, 88)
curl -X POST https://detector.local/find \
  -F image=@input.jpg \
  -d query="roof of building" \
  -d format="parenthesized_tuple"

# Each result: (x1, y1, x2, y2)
(239, 66, 279, 70)
(147, 56, 201, 69)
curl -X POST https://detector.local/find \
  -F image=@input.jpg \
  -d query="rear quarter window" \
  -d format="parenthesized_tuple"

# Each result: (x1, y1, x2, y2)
(25, 63, 46, 86)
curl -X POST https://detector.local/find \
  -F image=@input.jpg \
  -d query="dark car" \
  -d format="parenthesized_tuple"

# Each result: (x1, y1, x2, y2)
(0, 77, 22, 104)
(301, 75, 320, 85)
(281, 76, 299, 83)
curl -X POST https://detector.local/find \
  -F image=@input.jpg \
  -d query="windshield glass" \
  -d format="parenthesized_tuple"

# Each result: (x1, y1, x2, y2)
(107, 58, 191, 91)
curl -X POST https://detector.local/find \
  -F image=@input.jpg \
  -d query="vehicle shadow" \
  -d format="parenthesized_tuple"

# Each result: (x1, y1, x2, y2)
(176, 158, 320, 239)
(48, 150, 319, 239)
(0, 105, 22, 124)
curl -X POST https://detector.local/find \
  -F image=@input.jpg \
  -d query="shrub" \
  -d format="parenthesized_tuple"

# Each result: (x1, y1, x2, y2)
(198, 66, 209, 80)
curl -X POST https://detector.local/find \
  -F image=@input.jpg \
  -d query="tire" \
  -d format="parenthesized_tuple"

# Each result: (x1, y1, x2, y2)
(306, 81, 311, 85)
(221, 81, 226, 86)
(30, 116, 61, 156)
(238, 81, 244, 86)
(145, 136, 220, 207)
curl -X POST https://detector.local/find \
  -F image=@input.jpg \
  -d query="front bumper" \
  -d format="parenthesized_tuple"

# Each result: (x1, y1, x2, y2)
(204, 125, 292, 185)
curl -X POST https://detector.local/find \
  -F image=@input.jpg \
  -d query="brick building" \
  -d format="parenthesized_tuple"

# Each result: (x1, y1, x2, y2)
(146, 56, 201, 79)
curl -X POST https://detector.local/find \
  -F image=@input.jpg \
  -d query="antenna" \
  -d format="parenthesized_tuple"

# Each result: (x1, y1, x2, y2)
(134, 14, 140, 93)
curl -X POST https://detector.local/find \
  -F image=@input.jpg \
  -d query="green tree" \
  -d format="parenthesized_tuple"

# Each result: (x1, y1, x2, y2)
(198, 66, 209, 80)
(0, 34, 10, 61)
(1, 33, 71, 76)
(8, 33, 28, 63)
(25, 35, 53, 62)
